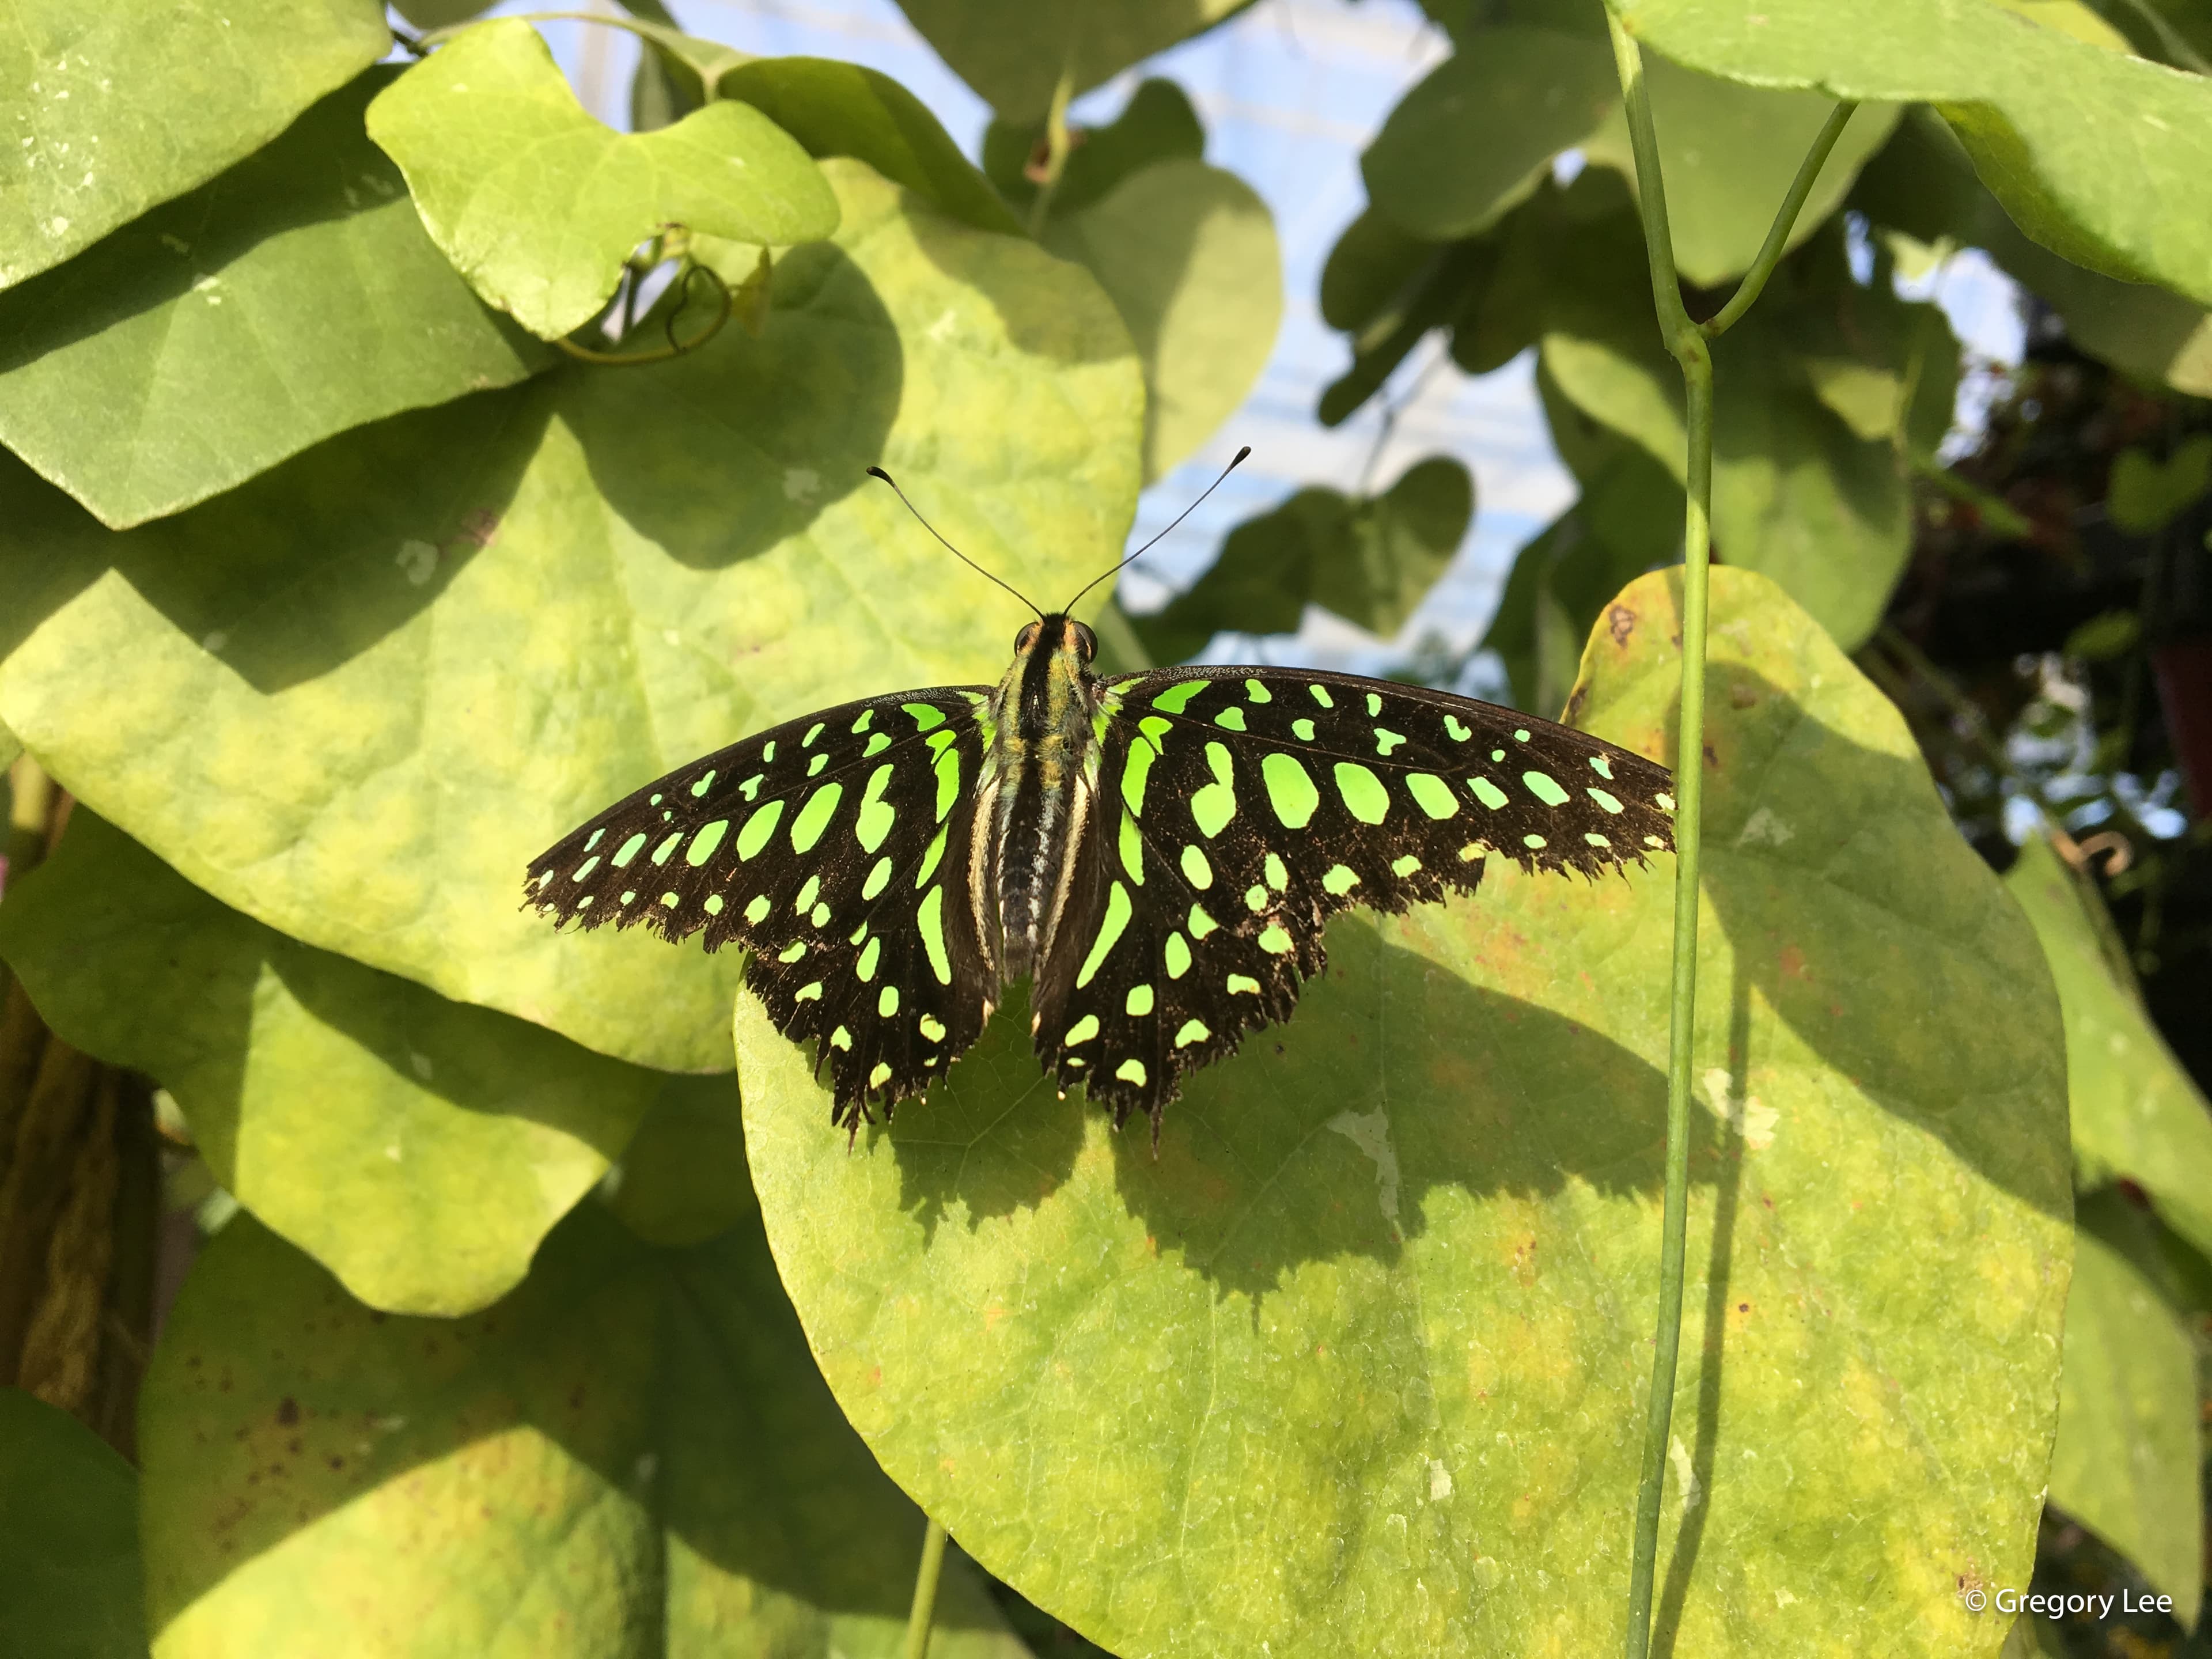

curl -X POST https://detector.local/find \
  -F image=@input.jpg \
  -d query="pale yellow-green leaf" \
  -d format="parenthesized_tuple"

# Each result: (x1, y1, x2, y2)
(744, 566, 2069, 1657)
(141, 1206, 1031, 1659)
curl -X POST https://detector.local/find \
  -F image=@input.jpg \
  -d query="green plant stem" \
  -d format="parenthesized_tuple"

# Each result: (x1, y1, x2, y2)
(902, 1517, 949, 1659)
(1025, 66, 1078, 238)
(1698, 100, 1857, 338)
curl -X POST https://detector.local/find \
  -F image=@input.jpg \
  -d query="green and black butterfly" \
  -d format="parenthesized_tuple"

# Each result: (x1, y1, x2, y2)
(526, 454, 1675, 1139)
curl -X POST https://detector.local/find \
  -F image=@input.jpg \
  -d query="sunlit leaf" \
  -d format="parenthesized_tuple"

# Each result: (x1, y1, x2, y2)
(1610, 0, 2212, 309)
(893, 0, 1253, 120)
(0, 161, 1143, 1075)
(141, 1206, 1031, 1659)
(2003, 833, 2212, 1261)
(0, 1388, 142, 1659)
(744, 566, 2069, 1657)
(0, 71, 548, 531)
(0, 811, 672, 1315)
(1131, 456, 1472, 662)
(0, 0, 389, 292)
(2046, 1191, 2204, 1627)
(366, 19, 838, 339)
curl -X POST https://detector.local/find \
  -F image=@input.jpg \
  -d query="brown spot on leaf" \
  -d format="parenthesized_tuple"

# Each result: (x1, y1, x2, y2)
(276, 1396, 300, 1426)
(1608, 605, 1637, 646)
(1729, 682, 1758, 709)
(1703, 743, 1718, 768)
(1564, 685, 1588, 724)
(328, 1456, 346, 1471)
(1778, 945, 1808, 980)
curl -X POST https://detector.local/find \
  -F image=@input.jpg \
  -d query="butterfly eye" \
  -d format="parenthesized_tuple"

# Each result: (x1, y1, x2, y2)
(1015, 622, 1040, 653)
(1071, 622, 1098, 662)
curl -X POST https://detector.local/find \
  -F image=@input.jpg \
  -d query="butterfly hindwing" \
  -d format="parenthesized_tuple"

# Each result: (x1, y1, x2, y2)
(525, 688, 997, 1122)
(1032, 666, 1675, 1128)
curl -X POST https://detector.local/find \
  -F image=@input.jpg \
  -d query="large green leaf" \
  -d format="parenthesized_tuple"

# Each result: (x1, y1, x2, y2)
(1854, 108, 2212, 399)
(2046, 1192, 2203, 1627)
(721, 58, 1022, 236)
(2004, 832, 2212, 1261)
(0, 812, 670, 1315)
(366, 19, 838, 339)
(0, 0, 389, 292)
(140, 1204, 1030, 1659)
(0, 70, 548, 531)
(1362, 26, 1619, 243)
(1579, 56, 1898, 287)
(1130, 456, 1472, 663)
(892, 0, 1253, 120)
(0, 161, 1142, 1075)
(744, 566, 2070, 1657)
(1043, 157, 1281, 482)
(0, 1387, 142, 1659)
(1609, 0, 2212, 310)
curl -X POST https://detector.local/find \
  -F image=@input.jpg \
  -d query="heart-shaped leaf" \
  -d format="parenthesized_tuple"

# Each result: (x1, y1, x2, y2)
(140, 1203, 1031, 1659)
(366, 19, 839, 339)
(0, 811, 678, 1314)
(743, 566, 2070, 1656)
(0, 161, 1142, 1074)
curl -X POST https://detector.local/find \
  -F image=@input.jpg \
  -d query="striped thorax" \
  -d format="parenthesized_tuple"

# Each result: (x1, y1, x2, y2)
(976, 613, 1104, 986)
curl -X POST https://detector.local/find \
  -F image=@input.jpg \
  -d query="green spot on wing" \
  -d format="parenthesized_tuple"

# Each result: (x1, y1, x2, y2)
(684, 820, 729, 865)
(1152, 680, 1206, 713)
(1522, 771, 1571, 807)
(1332, 762, 1389, 825)
(1077, 881, 1133, 988)
(1260, 752, 1319, 829)
(790, 783, 842, 855)
(1405, 774, 1459, 820)
(916, 885, 951, 985)
(1191, 742, 1237, 838)
(737, 800, 784, 860)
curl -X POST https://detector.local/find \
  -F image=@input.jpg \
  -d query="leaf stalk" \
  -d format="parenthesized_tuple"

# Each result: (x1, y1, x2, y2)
(902, 1516, 949, 1659)
(1601, 14, 1857, 1657)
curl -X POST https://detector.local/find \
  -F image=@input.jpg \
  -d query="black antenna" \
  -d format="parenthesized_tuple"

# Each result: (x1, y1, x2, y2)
(866, 466, 1042, 620)
(1060, 446, 1251, 615)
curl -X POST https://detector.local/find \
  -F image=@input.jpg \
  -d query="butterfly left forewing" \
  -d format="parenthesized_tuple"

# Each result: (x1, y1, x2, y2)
(1032, 666, 1675, 1130)
(526, 688, 996, 1127)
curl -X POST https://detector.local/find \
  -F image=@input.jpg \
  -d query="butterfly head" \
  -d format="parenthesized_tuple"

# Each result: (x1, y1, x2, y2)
(1013, 614, 1099, 668)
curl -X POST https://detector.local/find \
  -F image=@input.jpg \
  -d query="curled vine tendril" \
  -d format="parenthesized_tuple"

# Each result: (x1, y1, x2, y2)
(555, 260, 732, 368)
